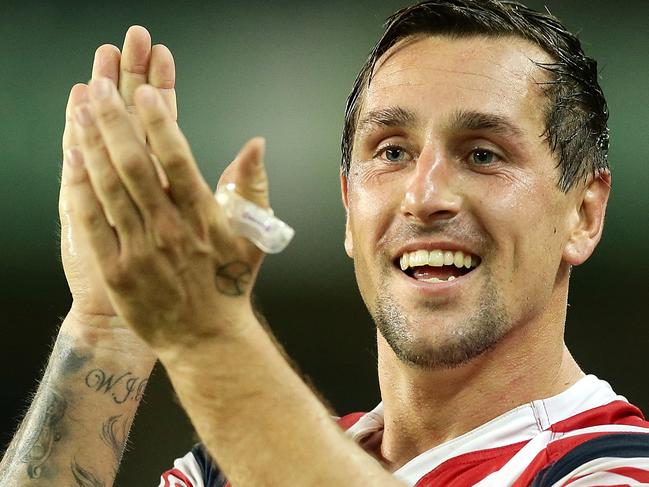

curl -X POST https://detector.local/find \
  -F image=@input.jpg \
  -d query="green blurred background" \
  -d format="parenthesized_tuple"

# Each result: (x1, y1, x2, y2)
(1, 0, 647, 484)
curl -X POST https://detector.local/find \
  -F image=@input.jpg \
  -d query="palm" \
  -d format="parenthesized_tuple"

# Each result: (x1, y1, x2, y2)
(60, 26, 177, 320)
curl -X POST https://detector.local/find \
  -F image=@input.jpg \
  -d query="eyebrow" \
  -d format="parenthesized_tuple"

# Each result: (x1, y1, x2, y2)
(357, 106, 525, 139)
(448, 110, 525, 139)
(357, 106, 417, 133)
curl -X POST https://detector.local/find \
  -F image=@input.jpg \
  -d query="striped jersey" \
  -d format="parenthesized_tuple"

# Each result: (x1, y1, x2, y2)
(159, 375, 649, 486)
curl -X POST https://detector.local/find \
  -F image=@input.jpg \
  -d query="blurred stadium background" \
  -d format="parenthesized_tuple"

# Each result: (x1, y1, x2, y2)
(1, 0, 648, 483)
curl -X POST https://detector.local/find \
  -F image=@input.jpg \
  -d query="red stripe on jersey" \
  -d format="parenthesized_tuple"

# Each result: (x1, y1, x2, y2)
(338, 412, 366, 430)
(607, 467, 649, 482)
(414, 440, 528, 486)
(161, 468, 194, 487)
(551, 401, 647, 433)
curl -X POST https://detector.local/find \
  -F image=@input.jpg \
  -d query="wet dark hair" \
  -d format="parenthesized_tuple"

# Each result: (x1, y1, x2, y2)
(341, 0, 610, 191)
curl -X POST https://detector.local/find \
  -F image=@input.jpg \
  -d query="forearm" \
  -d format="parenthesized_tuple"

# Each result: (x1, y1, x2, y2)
(0, 313, 156, 486)
(159, 310, 402, 487)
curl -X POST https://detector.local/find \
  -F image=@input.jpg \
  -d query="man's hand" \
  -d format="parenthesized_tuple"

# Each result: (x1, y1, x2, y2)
(60, 26, 176, 329)
(67, 76, 269, 350)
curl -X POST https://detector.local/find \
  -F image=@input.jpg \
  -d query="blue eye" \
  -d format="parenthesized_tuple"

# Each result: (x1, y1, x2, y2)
(471, 149, 495, 165)
(383, 147, 406, 162)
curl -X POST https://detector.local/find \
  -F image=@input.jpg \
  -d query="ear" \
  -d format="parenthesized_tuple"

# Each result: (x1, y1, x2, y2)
(341, 170, 354, 258)
(563, 171, 611, 266)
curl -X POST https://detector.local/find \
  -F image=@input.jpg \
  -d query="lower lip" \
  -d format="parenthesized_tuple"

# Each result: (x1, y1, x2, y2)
(394, 265, 478, 296)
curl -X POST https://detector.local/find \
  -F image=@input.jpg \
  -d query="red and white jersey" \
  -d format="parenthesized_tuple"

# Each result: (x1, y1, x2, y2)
(160, 375, 649, 486)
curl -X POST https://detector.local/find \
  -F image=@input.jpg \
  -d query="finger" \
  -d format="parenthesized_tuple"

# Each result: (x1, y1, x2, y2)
(119, 26, 152, 112)
(64, 148, 119, 263)
(149, 44, 177, 121)
(216, 137, 270, 210)
(61, 84, 89, 217)
(91, 44, 121, 85)
(88, 78, 173, 217)
(134, 84, 210, 213)
(63, 84, 89, 152)
(74, 100, 144, 236)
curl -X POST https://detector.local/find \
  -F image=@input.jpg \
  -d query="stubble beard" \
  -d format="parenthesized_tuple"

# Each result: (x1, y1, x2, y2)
(372, 273, 512, 369)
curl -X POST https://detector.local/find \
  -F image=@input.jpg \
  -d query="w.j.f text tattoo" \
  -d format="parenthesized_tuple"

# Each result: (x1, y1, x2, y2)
(84, 368, 147, 404)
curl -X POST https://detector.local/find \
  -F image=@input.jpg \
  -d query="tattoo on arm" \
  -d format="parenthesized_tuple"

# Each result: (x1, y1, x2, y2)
(71, 460, 105, 487)
(215, 260, 252, 296)
(55, 334, 92, 376)
(84, 368, 148, 404)
(100, 414, 129, 464)
(19, 389, 67, 479)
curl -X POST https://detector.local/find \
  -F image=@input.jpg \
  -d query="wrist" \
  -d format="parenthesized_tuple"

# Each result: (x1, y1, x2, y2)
(61, 306, 157, 365)
(155, 301, 260, 371)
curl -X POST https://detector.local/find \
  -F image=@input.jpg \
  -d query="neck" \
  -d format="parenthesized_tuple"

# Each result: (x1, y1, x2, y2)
(376, 288, 583, 471)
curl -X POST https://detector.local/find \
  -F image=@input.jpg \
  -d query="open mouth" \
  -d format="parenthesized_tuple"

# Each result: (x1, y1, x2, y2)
(395, 249, 481, 283)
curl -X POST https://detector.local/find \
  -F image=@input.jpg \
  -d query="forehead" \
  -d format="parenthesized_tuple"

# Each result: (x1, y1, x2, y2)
(359, 34, 553, 136)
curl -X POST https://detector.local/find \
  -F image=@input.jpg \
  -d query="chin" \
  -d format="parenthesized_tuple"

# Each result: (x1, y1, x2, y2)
(373, 291, 512, 370)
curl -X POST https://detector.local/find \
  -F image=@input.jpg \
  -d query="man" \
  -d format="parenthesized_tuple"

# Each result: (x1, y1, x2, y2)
(1, 1, 648, 486)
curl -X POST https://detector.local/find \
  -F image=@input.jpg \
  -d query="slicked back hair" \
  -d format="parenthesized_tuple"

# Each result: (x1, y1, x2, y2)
(341, 0, 610, 192)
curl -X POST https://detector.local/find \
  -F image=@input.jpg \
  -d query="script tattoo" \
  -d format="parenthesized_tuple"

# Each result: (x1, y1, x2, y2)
(20, 389, 67, 479)
(100, 414, 128, 464)
(215, 260, 252, 296)
(84, 368, 147, 404)
(71, 460, 105, 487)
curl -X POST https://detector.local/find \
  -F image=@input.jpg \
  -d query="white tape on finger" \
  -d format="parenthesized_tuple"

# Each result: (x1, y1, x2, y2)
(215, 183, 294, 254)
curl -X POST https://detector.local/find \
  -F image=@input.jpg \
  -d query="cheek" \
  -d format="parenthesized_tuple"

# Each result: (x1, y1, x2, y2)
(348, 176, 401, 248)
(472, 176, 567, 275)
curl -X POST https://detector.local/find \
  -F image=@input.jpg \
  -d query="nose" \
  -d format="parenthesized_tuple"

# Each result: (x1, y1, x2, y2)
(400, 144, 461, 224)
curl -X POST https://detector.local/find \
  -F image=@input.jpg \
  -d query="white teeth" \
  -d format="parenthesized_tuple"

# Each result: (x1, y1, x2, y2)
(421, 277, 441, 283)
(399, 248, 480, 271)
(428, 250, 444, 267)
(453, 251, 465, 268)
(413, 249, 429, 266)
(421, 275, 456, 283)
(444, 251, 454, 266)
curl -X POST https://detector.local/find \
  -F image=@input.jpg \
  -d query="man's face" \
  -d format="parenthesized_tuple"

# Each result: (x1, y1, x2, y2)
(343, 35, 582, 368)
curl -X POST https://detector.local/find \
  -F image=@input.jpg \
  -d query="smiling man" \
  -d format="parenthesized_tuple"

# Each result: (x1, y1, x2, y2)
(2, 1, 649, 486)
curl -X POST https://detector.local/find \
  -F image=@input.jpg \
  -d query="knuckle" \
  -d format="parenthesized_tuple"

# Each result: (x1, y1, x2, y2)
(84, 129, 105, 148)
(163, 151, 187, 174)
(104, 262, 134, 290)
(98, 172, 122, 197)
(96, 106, 122, 127)
(119, 152, 147, 178)
(153, 224, 181, 252)
(80, 207, 104, 231)
(146, 112, 167, 130)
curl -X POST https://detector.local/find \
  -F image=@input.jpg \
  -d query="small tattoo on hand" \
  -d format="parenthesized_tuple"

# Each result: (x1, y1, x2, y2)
(215, 260, 252, 296)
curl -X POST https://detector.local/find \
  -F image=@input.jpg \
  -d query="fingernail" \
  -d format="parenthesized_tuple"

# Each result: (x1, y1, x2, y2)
(90, 77, 112, 100)
(136, 85, 157, 107)
(75, 104, 95, 126)
(65, 148, 83, 167)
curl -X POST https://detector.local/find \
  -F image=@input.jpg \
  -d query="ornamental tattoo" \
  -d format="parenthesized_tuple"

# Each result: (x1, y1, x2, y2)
(100, 414, 128, 464)
(20, 389, 67, 479)
(71, 460, 105, 487)
(215, 260, 252, 296)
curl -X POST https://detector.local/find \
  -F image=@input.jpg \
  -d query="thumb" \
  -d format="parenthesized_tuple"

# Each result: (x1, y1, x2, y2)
(216, 137, 269, 209)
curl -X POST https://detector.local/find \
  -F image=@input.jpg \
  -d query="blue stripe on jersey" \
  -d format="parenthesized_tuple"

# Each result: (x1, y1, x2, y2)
(190, 443, 228, 487)
(530, 433, 649, 486)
